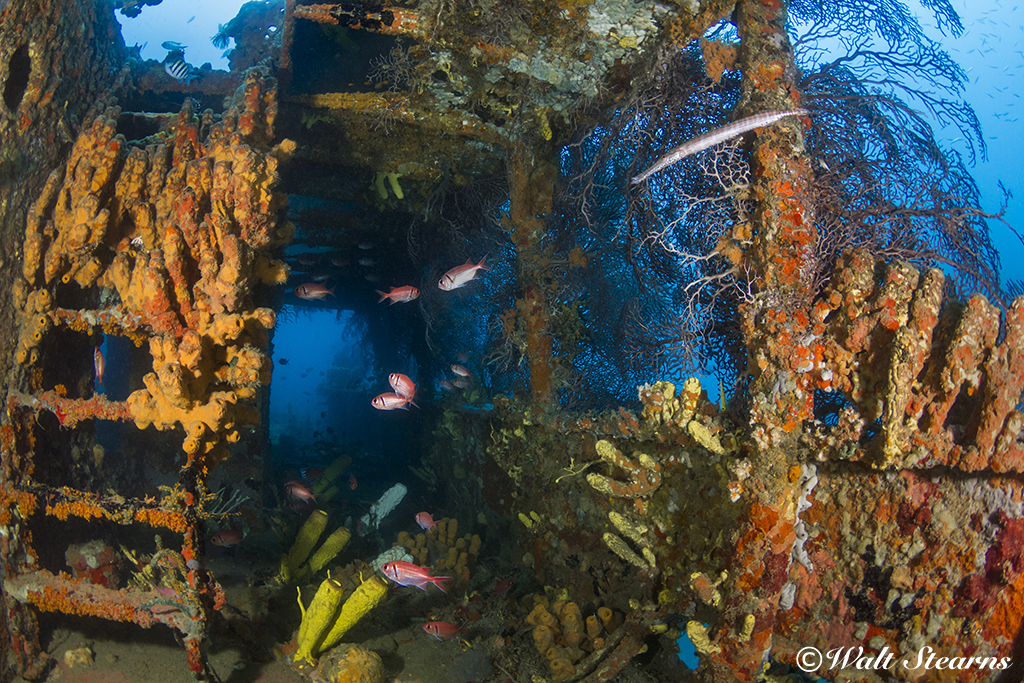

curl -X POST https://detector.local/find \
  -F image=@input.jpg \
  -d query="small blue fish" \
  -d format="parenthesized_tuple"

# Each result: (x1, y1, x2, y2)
(161, 41, 187, 51)
(164, 56, 195, 84)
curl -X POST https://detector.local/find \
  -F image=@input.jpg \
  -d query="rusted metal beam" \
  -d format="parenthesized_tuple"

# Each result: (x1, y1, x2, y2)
(293, 4, 422, 38)
(287, 91, 504, 146)
(5, 569, 200, 633)
(9, 391, 133, 428)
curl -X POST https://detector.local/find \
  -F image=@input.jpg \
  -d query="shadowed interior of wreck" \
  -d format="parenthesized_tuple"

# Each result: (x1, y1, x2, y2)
(0, 0, 1021, 681)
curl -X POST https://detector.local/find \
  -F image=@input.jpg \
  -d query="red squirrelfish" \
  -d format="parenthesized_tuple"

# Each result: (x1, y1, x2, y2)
(376, 286, 420, 304)
(349, 474, 358, 490)
(389, 373, 417, 400)
(210, 530, 242, 547)
(450, 364, 471, 377)
(284, 480, 317, 504)
(438, 256, 489, 291)
(94, 347, 105, 386)
(294, 283, 335, 300)
(381, 560, 451, 594)
(423, 621, 463, 641)
(415, 511, 437, 531)
(371, 392, 413, 411)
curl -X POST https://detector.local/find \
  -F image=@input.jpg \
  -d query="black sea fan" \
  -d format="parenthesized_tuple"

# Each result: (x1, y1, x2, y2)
(211, 24, 230, 50)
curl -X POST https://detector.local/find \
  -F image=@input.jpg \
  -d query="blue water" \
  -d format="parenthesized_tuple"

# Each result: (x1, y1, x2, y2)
(118, 0, 251, 69)
(677, 630, 700, 669)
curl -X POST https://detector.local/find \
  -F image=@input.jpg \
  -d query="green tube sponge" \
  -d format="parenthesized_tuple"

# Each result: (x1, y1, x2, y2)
(308, 527, 352, 574)
(280, 509, 328, 584)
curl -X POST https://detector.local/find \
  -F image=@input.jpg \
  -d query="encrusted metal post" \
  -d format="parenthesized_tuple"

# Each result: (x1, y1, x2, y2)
(505, 143, 559, 405)
(711, 0, 817, 679)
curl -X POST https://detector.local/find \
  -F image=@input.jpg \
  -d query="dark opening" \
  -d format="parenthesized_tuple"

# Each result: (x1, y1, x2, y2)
(3, 44, 31, 111)
(115, 111, 165, 142)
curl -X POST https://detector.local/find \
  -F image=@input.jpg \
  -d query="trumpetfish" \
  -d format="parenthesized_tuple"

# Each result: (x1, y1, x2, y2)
(631, 109, 809, 184)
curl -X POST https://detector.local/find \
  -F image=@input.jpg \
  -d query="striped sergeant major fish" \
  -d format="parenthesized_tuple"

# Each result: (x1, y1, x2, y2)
(163, 52, 196, 85)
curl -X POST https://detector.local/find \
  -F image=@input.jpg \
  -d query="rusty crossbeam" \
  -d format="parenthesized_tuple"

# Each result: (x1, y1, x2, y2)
(292, 4, 422, 37)
(8, 391, 134, 428)
(5, 570, 204, 636)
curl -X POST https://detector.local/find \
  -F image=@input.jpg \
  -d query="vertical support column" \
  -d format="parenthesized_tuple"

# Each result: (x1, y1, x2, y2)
(180, 467, 209, 681)
(505, 143, 558, 406)
(278, 0, 298, 95)
(3, 601, 48, 679)
(707, 1, 816, 680)
(737, 0, 817, 430)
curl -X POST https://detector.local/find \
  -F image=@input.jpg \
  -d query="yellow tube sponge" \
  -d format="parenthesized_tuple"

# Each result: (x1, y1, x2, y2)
(688, 420, 725, 455)
(295, 578, 346, 665)
(386, 172, 404, 199)
(318, 485, 341, 504)
(533, 624, 554, 653)
(313, 455, 352, 494)
(308, 527, 352, 574)
(560, 602, 584, 648)
(317, 576, 388, 653)
(686, 620, 722, 655)
(281, 510, 328, 584)
(374, 173, 388, 200)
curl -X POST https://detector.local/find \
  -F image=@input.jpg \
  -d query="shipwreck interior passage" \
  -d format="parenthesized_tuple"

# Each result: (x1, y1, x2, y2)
(0, 0, 1021, 682)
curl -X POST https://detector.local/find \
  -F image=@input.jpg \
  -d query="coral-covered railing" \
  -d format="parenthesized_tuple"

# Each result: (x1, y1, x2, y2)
(1, 66, 288, 681)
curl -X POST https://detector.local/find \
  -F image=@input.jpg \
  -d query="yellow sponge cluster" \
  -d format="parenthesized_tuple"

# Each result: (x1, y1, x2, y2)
(527, 600, 620, 681)
(394, 517, 481, 587)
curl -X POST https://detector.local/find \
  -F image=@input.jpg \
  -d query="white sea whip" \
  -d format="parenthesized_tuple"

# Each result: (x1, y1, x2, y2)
(631, 109, 809, 184)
